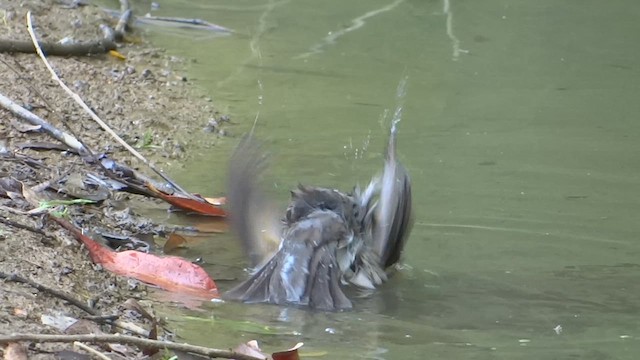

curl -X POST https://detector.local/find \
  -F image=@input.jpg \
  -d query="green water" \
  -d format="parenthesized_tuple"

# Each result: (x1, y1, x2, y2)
(135, 0, 640, 358)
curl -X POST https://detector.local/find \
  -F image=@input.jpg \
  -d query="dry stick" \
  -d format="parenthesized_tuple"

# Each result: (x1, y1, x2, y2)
(0, 271, 148, 338)
(0, 92, 87, 155)
(73, 341, 111, 360)
(0, 216, 51, 240)
(25, 11, 199, 202)
(0, 38, 116, 56)
(0, 334, 265, 360)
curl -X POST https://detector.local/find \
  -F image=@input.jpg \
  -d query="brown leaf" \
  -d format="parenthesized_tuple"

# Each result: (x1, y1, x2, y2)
(4, 342, 28, 360)
(163, 232, 188, 253)
(65, 319, 102, 335)
(0, 178, 22, 197)
(122, 298, 155, 322)
(272, 343, 303, 360)
(20, 182, 41, 207)
(13, 308, 28, 318)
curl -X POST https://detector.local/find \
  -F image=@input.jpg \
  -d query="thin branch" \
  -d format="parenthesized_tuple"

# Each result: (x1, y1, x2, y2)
(25, 11, 198, 201)
(0, 271, 148, 337)
(0, 334, 265, 360)
(73, 341, 111, 360)
(0, 92, 87, 155)
(0, 216, 51, 239)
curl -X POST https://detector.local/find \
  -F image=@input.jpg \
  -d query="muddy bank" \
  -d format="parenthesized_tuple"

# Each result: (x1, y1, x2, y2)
(0, 0, 230, 358)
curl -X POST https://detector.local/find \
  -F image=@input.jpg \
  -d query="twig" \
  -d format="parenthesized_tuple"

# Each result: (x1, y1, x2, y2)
(73, 341, 111, 360)
(0, 38, 116, 56)
(0, 334, 265, 360)
(0, 216, 52, 239)
(25, 11, 198, 202)
(0, 271, 96, 314)
(141, 15, 232, 33)
(0, 271, 148, 337)
(0, 92, 87, 155)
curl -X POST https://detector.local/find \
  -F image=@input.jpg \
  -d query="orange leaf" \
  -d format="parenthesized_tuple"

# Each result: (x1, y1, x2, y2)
(54, 217, 219, 300)
(146, 183, 227, 217)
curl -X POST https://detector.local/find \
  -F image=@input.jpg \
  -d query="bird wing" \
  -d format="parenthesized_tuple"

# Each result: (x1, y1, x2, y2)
(372, 124, 413, 269)
(227, 135, 282, 269)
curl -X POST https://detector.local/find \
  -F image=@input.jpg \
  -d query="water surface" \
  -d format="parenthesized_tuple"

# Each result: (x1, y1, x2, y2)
(136, 0, 639, 358)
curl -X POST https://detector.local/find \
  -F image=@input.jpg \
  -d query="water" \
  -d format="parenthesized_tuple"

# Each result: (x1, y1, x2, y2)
(129, 0, 640, 358)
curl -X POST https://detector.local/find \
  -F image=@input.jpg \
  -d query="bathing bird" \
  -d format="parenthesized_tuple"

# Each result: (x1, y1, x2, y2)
(224, 123, 412, 310)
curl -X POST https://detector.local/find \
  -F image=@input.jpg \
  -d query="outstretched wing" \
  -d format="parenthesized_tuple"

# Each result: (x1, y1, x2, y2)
(227, 135, 282, 269)
(372, 124, 413, 268)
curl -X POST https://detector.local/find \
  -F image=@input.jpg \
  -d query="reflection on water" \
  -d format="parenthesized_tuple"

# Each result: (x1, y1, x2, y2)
(140, 0, 640, 358)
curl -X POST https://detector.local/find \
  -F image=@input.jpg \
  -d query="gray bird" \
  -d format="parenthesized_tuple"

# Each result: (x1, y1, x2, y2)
(224, 124, 412, 311)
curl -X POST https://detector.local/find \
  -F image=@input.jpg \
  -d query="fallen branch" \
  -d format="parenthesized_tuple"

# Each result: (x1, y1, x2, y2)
(0, 38, 116, 56)
(73, 341, 111, 360)
(0, 92, 87, 155)
(0, 334, 265, 360)
(0, 216, 52, 240)
(0, 271, 148, 337)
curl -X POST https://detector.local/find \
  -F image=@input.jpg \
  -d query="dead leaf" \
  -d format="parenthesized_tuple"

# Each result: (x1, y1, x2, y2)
(65, 319, 102, 335)
(20, 181, 42, 207)
(272, 342, 303, 360)
(0, 178, 22, 197)
(54, 217, 219, 300)
(147, 183, 226, 217)
(13, 308, 28, 318)
(4, 342, 28, 360)
(109, 49, 126, 60)
(204, 196, 226, 206)
(41, 313, 78, 332)
(163, 232, 188, 253)
(122, 299, 155, 322)
(233, 340, 267, 359)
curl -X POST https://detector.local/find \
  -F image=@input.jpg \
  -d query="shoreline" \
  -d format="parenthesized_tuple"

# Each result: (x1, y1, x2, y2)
(0, 0, 230, 357)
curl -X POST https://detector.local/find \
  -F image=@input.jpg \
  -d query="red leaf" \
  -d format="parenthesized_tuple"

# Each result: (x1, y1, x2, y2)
(54, 218, 219, 300)
(147, 183, 227, 217)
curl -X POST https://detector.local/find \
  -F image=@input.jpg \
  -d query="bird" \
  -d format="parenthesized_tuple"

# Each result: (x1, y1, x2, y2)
(224, 122, 412, 311)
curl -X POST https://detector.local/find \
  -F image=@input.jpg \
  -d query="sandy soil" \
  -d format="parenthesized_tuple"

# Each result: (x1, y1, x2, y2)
(0, 0, 228, 357)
